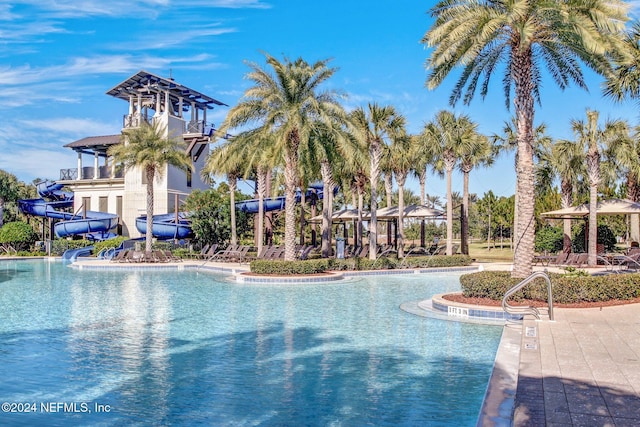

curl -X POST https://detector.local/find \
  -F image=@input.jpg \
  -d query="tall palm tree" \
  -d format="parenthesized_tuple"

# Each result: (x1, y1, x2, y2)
(216, 53, 349, 260)
(606, 124, 640, 241)
(203, 143, 242, 246)
(388, 134, 413, 257)
(109, 121, 191, 254)
(423, 0, 628, 277)
(422, 111, 476, 256)
(571, 110, 628, 266)
(351, 103, 406, 260)
(458, 133, 493, 255)
(537, 139, 585, 253)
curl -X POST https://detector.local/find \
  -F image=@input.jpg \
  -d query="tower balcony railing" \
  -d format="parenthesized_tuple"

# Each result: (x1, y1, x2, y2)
(60, 167, 124, 181)
(123, 114, 151, 129)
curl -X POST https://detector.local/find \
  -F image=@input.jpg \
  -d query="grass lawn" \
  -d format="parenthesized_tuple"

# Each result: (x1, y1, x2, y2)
(468, 241, 514, 263)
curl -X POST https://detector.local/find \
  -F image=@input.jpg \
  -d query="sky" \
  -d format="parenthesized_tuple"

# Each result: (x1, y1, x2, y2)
(2, 0, 640, 203)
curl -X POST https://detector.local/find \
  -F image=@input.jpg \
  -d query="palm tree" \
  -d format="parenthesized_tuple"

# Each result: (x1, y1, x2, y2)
(203, 143, 243, 246)
(537, 140, 585, 253)
(422, 111, 476, 256)
(388, 134, 413, 257)
(109, 121, 191, 254)
(216, 54, 349, 261)
(571, 110, 628, 266)
(606, 125, 640, 241)
(458, 133, 492, 255)
(605, 21, 640, 103)
(351, 103, 406, 260)
(422, 0, 628, 277)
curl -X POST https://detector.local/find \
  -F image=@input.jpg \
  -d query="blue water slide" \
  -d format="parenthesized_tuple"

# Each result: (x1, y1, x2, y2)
(18, 180, 119, 241)
(235, 182, 335, 214)
(135, 212, 193, 240)
(62, 246, 94, 261)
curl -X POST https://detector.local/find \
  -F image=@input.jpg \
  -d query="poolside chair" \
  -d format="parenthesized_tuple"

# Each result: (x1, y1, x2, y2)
(297, 245, 314, 260)
(110, 249, 129, 262)
(548, 252, 569, 266)
(187, 243, 209, 259)
(209, 244, 239, 261)
(357, 245, 369, 259)
(619, 253, 640, 270)
(564, 253, 588, 268)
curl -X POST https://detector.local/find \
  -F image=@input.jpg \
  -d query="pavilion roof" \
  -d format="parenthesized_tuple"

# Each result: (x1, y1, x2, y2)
(64, 135, 121, 150)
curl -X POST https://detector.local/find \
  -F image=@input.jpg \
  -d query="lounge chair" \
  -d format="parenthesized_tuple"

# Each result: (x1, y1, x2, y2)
(110, 249, 129, 262)
(209, 244, 239, 261)
(548, 252, 569, 266)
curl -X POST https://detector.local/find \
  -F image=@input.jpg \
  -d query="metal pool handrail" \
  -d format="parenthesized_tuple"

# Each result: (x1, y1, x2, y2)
(502, 270, 554, 321)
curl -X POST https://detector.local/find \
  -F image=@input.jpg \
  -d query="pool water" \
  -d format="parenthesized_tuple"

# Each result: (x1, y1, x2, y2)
(0, 260, 502, 426)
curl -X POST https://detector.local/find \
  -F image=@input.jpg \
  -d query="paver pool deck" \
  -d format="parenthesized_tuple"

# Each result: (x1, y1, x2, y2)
(477, 262, 640, 427)
(70, 257, 640, 426)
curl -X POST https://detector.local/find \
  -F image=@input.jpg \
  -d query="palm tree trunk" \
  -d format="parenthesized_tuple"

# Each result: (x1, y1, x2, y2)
(299, 190, 306, 246)
(369, 141, 381, 260)
(145, 166, 155, 255)
(561, 178, 572, 253)
(321, 161, 334, 257)
(357, 187, 364, 250)
(627, 173, 640, 243)
(229, 174, 237, 246)
(512, 48, 536, 278)
(446, 165, 454, 256)
(419, 169, 426, 205)
(283, 135, 300, 261)
(0, 198, 4, 228)
(256, 168, 267, 256)
(396, 171, 407, 258)
(462, 169, 470, 255)
(587, 151, 600, 266)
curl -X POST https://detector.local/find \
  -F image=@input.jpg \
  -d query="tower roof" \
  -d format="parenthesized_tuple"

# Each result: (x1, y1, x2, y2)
(105, 70, 227, 111)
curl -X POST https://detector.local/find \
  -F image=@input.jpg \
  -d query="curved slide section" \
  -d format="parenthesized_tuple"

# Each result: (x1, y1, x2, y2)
(236, 182, 334, 214)
(18, 180, 118, 241)
(135, 213, 193, 240)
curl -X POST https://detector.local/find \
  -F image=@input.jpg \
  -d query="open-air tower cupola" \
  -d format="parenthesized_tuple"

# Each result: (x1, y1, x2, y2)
(106, 70, 228, 160)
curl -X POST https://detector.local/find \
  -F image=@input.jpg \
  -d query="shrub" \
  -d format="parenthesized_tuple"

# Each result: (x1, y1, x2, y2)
(50, 239, 93, 256)
(572, 223, 616, 253)
(0, 221, 38, 251)
(250, 259, 331, 275)
(460, 270, 640, 304)
(250, 255, 473, 274)
(92, 236, 128, 255)
(535, 225, 563, 253)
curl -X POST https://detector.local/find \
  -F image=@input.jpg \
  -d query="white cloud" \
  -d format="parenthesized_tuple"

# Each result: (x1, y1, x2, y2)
(0, 148, 72, 182)
(17, 118, 119, 138)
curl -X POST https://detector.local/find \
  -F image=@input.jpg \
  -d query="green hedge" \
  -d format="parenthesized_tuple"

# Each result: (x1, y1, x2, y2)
(250, 259, 331, 275)
(460, 271, 640, 304)
(250, 255, 473, 274)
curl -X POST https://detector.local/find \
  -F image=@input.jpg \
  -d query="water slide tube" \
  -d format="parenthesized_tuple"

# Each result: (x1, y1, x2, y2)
(18, 181, 118, 241)
(235, 182, 333, 214)
(135, 212, 193, 240)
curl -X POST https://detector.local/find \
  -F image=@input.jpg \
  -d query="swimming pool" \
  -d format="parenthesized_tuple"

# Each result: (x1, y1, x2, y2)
(0, 260, 502, 426)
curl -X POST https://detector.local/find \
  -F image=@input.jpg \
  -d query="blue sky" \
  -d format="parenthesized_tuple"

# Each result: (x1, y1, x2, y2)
(1, 0, 639, 202)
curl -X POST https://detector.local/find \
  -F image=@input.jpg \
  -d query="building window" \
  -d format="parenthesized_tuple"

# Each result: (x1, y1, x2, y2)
(99, 196, 108, 213)
(82, 197, 91, 212)
(186, 168, 192, 188)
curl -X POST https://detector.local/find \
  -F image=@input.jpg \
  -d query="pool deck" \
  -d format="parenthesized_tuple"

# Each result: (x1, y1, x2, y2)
(477, 262, 640, 427)
(24, 257, 640, 425)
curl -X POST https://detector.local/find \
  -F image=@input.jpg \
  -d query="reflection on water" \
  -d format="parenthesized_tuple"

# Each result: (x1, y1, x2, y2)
(0, 261, 501, 426)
